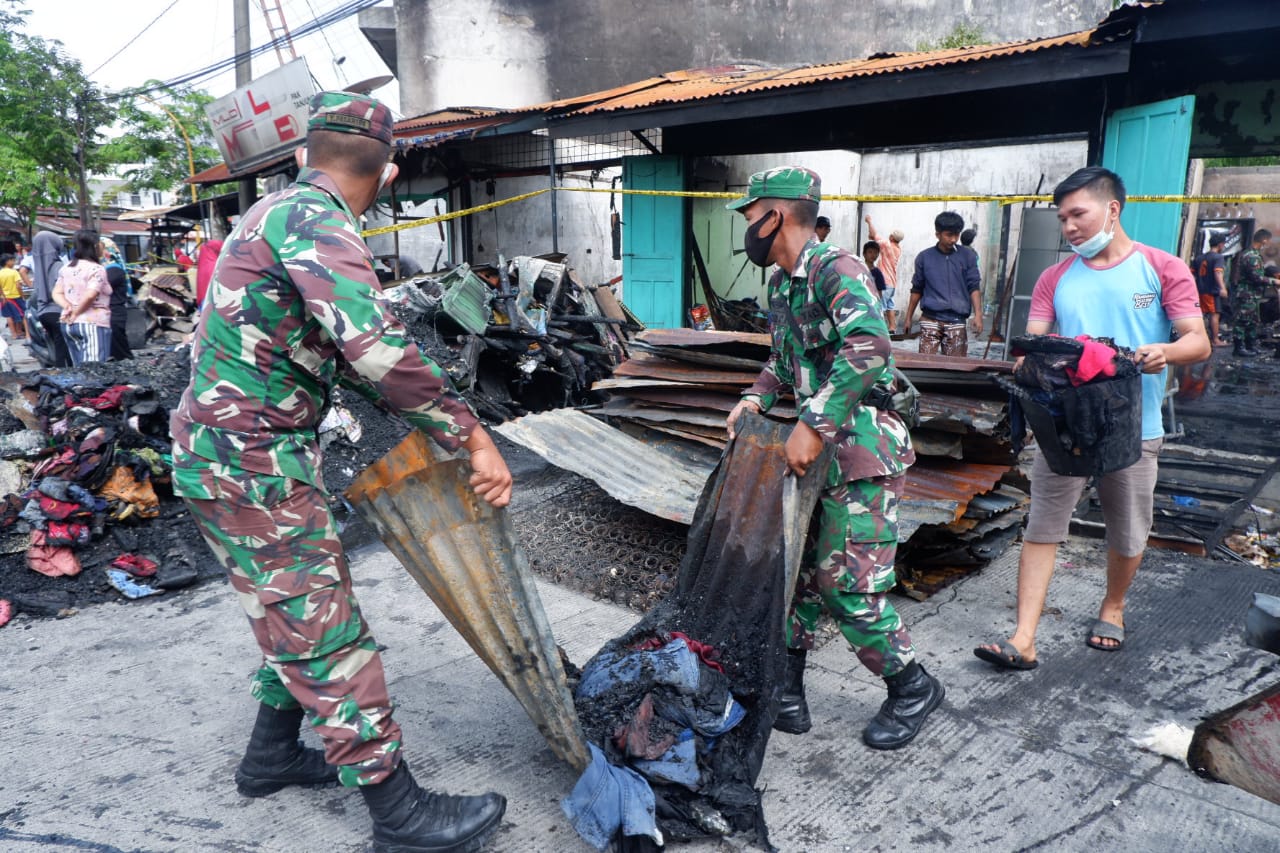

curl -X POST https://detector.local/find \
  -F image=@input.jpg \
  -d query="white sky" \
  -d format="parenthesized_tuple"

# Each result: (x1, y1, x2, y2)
(21, 0, 400, 115)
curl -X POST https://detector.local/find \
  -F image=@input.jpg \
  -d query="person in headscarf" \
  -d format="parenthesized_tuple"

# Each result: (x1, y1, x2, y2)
(100, 236, 133, 360)
(29, 231, 72, 367)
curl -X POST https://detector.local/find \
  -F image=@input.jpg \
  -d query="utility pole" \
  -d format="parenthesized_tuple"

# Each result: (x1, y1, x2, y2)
(233, 0, 255, 216)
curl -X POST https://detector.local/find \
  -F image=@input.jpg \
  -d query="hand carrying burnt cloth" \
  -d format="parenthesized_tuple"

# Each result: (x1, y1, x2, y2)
(998, 334, 1144, 477)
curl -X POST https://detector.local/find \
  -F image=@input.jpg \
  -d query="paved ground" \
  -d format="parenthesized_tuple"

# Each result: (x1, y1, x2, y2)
(3, 524, 1280, 852)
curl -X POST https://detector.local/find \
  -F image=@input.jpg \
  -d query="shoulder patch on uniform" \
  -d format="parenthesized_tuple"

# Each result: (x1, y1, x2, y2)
(1133, 293, 1156, 310)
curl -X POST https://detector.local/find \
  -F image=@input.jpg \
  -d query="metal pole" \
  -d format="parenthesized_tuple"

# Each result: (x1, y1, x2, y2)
(233, 0, 256, 216)
(548, 137, 559, 254)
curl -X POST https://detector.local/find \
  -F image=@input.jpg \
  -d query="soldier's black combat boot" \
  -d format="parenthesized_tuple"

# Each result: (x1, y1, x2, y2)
(361, 761, 506, 853)
(1234, 339, 1260, 357)
(862, 661, 944, 750)
(772, 648, 812, 735)
(234, 703, 339, 797)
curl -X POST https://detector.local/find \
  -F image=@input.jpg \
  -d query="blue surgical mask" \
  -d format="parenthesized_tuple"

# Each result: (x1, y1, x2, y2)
(1072, 219, 1115, 259)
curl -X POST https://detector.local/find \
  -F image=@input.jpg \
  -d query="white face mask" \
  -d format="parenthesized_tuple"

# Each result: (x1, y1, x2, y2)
(378, 163, 395, 191)
(1071, 215, 1116, 259)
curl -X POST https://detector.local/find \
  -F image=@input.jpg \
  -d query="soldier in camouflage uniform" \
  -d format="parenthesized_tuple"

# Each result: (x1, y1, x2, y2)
(1233, 229, 1278, 357)
(725, 167, 945, 750)
(171, 92, 508, 853)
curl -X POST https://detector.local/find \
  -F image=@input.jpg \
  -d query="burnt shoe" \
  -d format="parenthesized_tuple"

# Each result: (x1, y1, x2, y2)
(862, 661, 944, 750)
(235, 704, 339, 797)
(361, 762, 505, 853)
(772, 648, 811, 735)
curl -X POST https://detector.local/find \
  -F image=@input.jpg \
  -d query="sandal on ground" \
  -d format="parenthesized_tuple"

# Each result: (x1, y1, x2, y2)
(1086, 619, 1125, 652)
(974, 639, 1039, 670)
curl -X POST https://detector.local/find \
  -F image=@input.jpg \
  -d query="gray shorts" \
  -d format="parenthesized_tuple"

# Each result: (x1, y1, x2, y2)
(881, 290, 896, 311)
(1023, 438, 1163, 557)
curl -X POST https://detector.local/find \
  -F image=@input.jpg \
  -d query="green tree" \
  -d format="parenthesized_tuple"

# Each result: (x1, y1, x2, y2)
(0, 0, 114, 229)
(105, 82, 228, 201)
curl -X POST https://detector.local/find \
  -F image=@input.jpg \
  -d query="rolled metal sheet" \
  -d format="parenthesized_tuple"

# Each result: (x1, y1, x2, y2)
(346, 431, 591, 771)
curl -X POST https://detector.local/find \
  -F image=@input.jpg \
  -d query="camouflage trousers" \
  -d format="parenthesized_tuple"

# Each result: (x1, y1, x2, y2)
(788, 474, 916, 677)
(174, 449, 401, 787)
(1234, 287, 1263, 343)
(918, 317, 968, 357)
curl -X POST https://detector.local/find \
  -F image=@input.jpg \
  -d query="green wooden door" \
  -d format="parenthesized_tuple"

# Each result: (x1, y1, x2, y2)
(622, 155, 685, 329)
(1101, 96, 1195, 254)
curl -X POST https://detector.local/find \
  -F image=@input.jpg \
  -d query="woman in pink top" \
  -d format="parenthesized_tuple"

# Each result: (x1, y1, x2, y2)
(52, 229, 112, 364)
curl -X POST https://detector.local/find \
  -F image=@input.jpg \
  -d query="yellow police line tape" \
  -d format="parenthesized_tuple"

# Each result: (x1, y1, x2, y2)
(361, 186, 1280, 238)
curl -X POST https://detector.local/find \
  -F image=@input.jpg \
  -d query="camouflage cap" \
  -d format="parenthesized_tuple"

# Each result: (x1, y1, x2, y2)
(726, 166, 822, 211)
(307, 91, 394, 144)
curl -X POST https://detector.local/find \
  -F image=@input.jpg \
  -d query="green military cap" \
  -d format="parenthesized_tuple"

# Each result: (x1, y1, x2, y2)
(307, 91, 394, 144)
(726, 166, 822, 211)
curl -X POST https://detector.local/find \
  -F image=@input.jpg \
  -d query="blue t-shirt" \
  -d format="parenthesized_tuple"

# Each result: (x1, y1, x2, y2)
(1029, 244, 1202, 440)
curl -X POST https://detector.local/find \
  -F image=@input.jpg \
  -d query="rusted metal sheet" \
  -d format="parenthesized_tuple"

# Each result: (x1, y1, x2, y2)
(345, 431, 590, 772)
(494, 408, 715, 523)
(613, 351, 762, 386)
(897, 460, 1014, 540)
(1189, 681, 1280, 806)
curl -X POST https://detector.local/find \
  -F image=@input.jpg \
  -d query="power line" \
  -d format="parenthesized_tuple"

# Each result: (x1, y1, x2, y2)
(89, 0, 183, 77)
(100, 0, 383, 101)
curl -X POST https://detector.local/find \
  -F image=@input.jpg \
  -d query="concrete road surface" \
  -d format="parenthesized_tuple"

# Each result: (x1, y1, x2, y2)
(4, 533, 1280, 852)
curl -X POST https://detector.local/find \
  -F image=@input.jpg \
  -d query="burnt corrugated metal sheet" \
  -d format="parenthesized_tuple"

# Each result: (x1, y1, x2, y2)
(494, 408, 715, 524)
(346, 431, 590, 771)
(500, 408, 1011, 543)
(918, 394, 1008, 435)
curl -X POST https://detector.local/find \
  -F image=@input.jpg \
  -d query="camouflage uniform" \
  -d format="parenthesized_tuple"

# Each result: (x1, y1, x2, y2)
(1235, 247, 1271, 346)
(171, 94, 479, 787)
(743, 237, 918, 677)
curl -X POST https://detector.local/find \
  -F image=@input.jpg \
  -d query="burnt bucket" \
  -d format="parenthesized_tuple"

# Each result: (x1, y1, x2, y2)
(346, 431, 591, 771)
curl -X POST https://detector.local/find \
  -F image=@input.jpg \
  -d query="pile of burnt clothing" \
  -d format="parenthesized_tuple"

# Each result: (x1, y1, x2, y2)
(381, 254, 636, 422)
(1000, 334, 1144, 477)
(560, 414, 831, 852)
(0, 378, 196, 602)
(564, 632, 749, 849)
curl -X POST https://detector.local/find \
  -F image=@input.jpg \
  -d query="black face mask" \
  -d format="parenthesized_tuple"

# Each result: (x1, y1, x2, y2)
(744, 210, 783, 267)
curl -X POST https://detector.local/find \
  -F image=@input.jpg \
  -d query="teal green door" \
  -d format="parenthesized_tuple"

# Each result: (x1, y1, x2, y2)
(1101, 95, 1195, 254)
(622, 155, 685, 329)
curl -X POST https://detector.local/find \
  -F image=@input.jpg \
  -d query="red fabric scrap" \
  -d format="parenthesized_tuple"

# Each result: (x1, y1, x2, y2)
(612, 693, 678, 760)
(111, 553, 157, 577)
(0, 598, 11, 628)
(1065, 335, 1119, 386)
(43, 521, 91, 547)
(77, 385, 131, 411)
(27, 530, 82, 577)
(37, 495, 90, 521)
(632, 631, 725, 673)
(31, 447, 77, 480)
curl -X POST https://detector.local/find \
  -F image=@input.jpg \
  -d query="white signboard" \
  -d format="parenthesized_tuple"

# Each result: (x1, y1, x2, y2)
(206, 58, 315, 175)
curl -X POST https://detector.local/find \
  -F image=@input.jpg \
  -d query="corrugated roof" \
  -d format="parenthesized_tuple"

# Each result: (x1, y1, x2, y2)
(396, 108, 503, 131)
(390, 22, 1119, 147)
(497, 407, 1014, 541)
(571, 31, 1096, 115)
